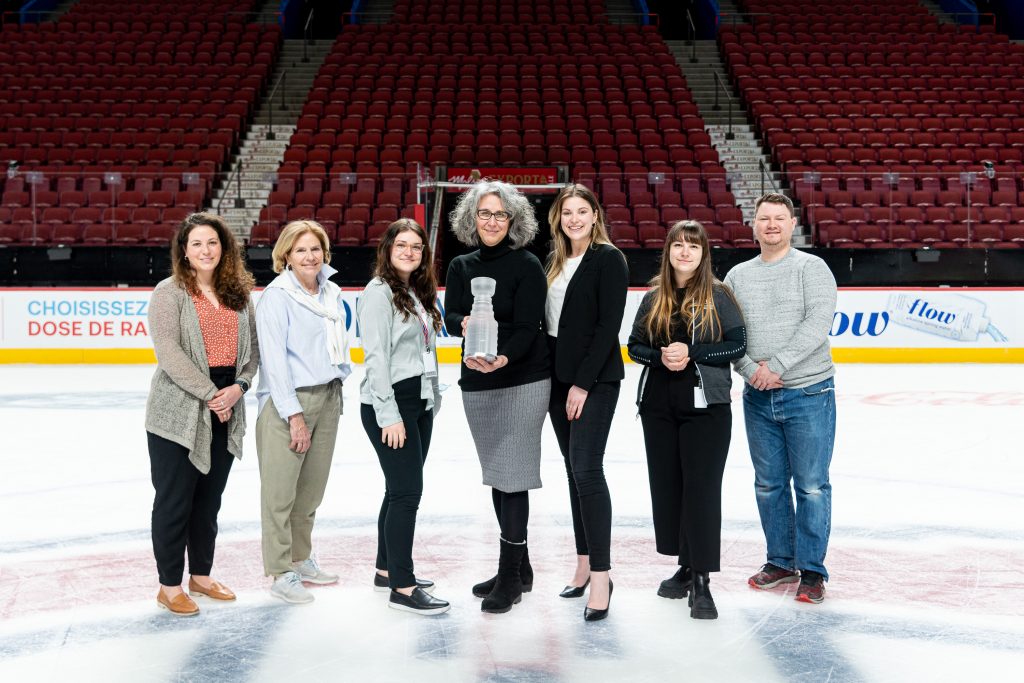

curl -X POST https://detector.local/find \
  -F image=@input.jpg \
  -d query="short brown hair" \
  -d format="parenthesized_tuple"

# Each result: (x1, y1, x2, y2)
(271, 220, 332, 273)
(754, 192, 795, 218)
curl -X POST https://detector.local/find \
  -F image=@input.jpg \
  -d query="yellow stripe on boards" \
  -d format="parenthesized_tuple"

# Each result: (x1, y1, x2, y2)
(2, 346, 1023, 364)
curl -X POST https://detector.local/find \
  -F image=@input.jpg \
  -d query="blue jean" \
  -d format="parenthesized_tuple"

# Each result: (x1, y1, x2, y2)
(742, 377, 836, 580)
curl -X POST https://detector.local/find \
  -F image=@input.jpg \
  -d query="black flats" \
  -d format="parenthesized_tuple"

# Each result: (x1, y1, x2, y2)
(657, 566, 693, 600)
(374, 572, 434, 593)
(583, 579, 613, 622)
(388, 587, 450, 616)
(558, 578, 590, 598)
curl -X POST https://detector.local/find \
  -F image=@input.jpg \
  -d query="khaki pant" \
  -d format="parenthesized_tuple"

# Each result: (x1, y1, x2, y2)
(256, 381, 342, 576)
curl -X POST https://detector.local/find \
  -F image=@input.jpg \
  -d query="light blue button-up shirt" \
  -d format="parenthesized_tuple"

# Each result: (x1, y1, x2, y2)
(255, 264, 353, 421)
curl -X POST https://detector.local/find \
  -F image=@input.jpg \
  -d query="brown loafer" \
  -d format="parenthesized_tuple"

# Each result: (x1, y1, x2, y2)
(189, 577, 237, 601)
(157, 589, 199, 616)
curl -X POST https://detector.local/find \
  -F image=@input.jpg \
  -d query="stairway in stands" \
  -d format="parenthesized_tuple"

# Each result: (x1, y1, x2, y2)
(670, 37, 811, 246)
(215, 38, 334, 236)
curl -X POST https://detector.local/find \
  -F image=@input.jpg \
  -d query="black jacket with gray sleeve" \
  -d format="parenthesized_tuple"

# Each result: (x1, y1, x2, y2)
(627, 285, 746, 407)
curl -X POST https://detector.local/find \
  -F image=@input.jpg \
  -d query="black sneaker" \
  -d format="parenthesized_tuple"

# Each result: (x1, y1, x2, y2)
(374, 572, 435, 594)
(657, 566, 693, 599)
(388, 587, 450, 615)
(795, 571, 825, 604)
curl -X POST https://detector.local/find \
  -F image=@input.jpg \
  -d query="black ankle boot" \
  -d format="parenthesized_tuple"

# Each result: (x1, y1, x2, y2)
(473, 545, 533, 597)
(481, 539, 525, 614)
(688, 572, 718, 620)
(657, 566, 693, 599)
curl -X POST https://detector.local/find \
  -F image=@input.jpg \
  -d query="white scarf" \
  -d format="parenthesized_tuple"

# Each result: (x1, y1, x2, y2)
(266, 269, 350, 367)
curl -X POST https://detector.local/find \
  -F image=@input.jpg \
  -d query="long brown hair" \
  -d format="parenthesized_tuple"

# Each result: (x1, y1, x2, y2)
(170, 212, 254, 311)
(372, 219, 442, 331)
(644, 221, 728, 344)
(545, 183, 617, 285)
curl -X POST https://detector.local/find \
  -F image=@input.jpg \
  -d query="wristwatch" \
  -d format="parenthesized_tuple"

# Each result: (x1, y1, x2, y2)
(235, 378, 250, 394)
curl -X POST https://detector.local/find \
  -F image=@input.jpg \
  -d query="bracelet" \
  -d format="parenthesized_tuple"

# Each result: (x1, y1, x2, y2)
(235, 378, 250, 393)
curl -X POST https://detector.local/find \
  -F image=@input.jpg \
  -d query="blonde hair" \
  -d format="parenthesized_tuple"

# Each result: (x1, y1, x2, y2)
(271, 220, 332, 273)
(545, 183, 617, 285)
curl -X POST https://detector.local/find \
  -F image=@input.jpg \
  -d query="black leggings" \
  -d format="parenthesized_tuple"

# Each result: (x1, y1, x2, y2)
(548, 376, 619, 572)
(360, 377, 433, 589)
(640, 370, 732, 573)
(491, 488, 529, 544)
(148, 366, 236, 586)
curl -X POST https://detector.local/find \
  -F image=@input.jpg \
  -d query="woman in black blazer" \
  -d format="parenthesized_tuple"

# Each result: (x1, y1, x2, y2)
(544, 183, 629, 621)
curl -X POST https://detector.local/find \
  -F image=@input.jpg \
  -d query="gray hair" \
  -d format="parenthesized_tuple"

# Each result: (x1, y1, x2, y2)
(449, 180, 539, 249)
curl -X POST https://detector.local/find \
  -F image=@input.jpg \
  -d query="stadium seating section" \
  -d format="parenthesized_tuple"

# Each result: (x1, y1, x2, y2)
(726, 0, 1024, 247)
(0, 0, 280, 245)
(252, 0, 748, 248)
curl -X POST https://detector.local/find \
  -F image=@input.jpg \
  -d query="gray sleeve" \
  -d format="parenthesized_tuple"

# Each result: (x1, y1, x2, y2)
(767, 259, 838, 375)
(723, 270, 758, 381)
(358, 283, 402, 428)
(237, 298, 260, 385)
(149, 282, 217, 401)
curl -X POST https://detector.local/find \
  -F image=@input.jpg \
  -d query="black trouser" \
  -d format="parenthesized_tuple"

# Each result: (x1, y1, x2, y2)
(548, 374, 620, 572)
(148, 366, 236, 586)
(640, 370, 732, 573)
(360, 376, 433, 590)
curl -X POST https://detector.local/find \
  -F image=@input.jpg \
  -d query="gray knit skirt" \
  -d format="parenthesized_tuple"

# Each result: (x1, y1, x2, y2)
(462, 378, 551, 492)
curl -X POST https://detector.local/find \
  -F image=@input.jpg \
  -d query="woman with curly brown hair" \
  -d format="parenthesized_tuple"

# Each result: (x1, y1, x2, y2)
(146, 212, 259, 616)
(358, 219, 450, 615)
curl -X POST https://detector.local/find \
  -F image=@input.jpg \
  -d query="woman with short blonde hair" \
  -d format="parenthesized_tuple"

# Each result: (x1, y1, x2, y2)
(255, 219, 352, 604)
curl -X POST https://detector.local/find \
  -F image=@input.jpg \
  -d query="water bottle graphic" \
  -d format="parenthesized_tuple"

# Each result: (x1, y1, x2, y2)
(465, 277, 498, 361)
(886, 293, 1008, 342)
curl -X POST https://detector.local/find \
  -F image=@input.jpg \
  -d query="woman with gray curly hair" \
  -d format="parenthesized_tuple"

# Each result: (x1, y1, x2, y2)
(444, 180, 550, 614)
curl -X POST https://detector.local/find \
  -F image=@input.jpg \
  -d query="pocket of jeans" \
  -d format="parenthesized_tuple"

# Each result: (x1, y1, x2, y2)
(799, 380, 835, 396)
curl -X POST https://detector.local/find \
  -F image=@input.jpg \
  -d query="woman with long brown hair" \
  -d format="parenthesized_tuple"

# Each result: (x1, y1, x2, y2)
(543, 183, 628, 621)
(146, 212, 259, 616)
(358, 219, 450, 615)
(626, 220, 746, 620)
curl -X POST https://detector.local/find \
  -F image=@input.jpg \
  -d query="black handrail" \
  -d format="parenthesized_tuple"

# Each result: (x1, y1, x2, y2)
(265, 70, 287, 141)
(685, 9, 697, 63)
(712, 72, 735, 140)
(302, 9, 314, 63)
(759, 158, 780, 196)
(215, 160, 246, 213)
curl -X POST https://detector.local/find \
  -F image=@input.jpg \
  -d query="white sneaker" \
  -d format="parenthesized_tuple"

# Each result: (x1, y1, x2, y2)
(293, 556, 339, 585)
(271, 571, 314, 604)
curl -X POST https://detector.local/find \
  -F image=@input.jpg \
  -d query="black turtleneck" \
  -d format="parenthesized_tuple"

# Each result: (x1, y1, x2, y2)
(444, 236, 550, 391)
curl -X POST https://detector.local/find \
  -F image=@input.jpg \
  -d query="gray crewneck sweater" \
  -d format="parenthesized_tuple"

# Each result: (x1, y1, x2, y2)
(723, 248, 836, 389)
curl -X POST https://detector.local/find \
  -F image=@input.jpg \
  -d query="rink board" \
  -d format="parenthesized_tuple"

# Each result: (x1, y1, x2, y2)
(0, 286, 1021, 363)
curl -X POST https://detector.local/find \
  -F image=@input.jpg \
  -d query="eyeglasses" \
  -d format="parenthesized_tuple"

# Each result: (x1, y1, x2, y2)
(476, 209, 511, 223)
(393, 241, 424, 254)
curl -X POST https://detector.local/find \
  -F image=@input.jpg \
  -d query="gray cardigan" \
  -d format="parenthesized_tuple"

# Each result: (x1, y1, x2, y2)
(358, 277, 441, 427)
(144, 277, 259, 474)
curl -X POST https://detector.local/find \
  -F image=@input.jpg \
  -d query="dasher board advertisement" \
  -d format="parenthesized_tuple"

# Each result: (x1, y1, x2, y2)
(0, 287, 1021, 363)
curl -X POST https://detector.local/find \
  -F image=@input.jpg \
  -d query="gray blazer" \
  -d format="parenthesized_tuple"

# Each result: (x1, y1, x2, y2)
(145, 277, 259, 474)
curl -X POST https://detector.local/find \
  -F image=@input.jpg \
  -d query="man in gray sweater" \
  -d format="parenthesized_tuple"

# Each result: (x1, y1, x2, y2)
(723, 192, 837, 605)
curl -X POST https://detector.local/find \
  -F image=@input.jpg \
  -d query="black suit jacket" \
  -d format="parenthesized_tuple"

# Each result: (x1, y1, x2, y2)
(549, 243, 629, 390)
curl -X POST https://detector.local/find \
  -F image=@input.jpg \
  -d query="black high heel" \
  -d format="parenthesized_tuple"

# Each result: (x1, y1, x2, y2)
(559, 577, 590, 598)
(583, 579, 613, 622)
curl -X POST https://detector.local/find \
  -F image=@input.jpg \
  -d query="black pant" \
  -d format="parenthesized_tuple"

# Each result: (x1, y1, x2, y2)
(360, 377, 433, 590)
(640, 369, 732, 573)
(148, 366, 236, 586)
(548, 376, 620, 572)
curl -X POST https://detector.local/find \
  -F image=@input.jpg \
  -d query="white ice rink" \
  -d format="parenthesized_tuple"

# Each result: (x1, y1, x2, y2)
(0, 363, 1022, 682)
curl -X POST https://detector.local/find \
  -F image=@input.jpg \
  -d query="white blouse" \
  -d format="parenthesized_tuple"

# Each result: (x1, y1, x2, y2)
(545, 253, 584, 337)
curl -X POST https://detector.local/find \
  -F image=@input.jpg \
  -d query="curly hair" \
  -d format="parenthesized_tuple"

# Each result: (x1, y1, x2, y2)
(448, 180, 539, 249)
(170, 212, 254, 312)
(372, 219, 442, 332)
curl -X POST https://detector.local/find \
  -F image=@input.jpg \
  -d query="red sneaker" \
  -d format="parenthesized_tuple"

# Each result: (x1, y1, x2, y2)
(795, 571, 826, 604)
(748, 563, 800, 590)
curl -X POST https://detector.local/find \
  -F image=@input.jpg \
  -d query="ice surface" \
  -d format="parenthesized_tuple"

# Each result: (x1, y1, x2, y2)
(0, 364, 1022, 682)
